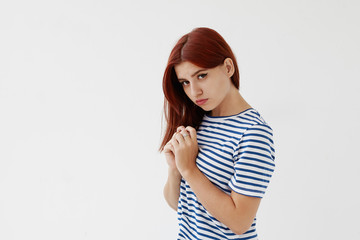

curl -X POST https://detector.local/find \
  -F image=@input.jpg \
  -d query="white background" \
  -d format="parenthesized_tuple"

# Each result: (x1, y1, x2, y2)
(1, 0, 359, 239)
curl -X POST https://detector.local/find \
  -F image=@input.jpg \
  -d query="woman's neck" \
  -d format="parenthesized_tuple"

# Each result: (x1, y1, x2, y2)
(210, 87, 252, 117)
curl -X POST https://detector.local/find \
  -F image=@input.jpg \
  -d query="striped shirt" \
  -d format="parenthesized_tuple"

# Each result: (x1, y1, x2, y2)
(177, 108, 275, 240)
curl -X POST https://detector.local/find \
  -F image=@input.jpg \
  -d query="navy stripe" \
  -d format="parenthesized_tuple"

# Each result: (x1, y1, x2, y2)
(227, 116, 260, 125)
(180, 209, 258, 239)
(243, 133, 274, 144)
(238, 144, 272, 157)
(236, 161, 274, 173)
(179, 224, 197, 239)
(235, 139, 275, 153)
(180, 211, 233, 238)
(232, 174, 270, 183)
(233, 178, 268, 189)
(202, 125, 246, 136)
(199, 129, 240, 143)
(199, 142, 234, 157)
(180, 218, 224, 239)
(197, 132, 237, 148)
(249, 127, 273, 137)
(202, 120, 249, 132)
(181, 209, 259, 238)
(198, 151, 234, 170)
(249, 128, 273, 136)
(197, 161, 231, 187)
(179, 191, 199, 202)
(178, 232, 187, 240)
(238, 156, 275, 166)
(178, 199, 226, 225)
(198, 141, 234, 155)
(244, 113, 264, 123)
(234, 167, 273, 178)
(252, 123, 273, 131)
(249, 110, 260, 117)
(238, 151, 276, 163)
(230, 183, 265, 195)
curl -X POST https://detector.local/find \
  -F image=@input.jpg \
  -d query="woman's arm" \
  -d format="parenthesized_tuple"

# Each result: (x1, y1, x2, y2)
(183, 167, 260, 235)
(171, 126, 260, 235)
(163, 168, 182, 211)
(162, 139, 182, 211)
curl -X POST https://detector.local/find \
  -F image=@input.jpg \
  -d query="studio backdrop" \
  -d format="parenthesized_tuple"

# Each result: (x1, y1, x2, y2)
(0, 0, 359, 239)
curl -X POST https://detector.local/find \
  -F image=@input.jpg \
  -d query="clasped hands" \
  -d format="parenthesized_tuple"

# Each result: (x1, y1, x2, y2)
(163, 126, 199, 177)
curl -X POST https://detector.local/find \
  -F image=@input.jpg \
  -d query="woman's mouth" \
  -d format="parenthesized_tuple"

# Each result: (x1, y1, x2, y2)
(196, 99, 208, 105)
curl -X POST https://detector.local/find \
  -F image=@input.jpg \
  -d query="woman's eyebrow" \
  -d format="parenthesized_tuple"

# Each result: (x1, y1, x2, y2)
(191, 69, 206, 77)
(178, 69, 207, 81)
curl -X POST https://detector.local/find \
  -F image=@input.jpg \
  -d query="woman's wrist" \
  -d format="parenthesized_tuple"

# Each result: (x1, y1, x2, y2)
(180, 165, 199, 181)
(168, 167, 182, 180)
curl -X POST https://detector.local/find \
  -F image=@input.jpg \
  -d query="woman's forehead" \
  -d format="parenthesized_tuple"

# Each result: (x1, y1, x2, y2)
(175, 61, 206, 77)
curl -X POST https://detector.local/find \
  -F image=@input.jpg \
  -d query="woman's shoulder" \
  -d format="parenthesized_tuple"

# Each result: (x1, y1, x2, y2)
(199, 108, 272, 138)
(235, 108, 273, 135)
(208, 108, 269, 127)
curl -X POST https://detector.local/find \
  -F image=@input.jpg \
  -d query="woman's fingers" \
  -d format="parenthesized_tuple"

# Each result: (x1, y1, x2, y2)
(170, 132, 179, 147)
(179, 129, 190, 140)
(185, 126, 197, 142)
(164, 141, 174, 153)
(174, 132, 185, 145)
(171, 126, 196, 148)
(177, 126, 185, 133)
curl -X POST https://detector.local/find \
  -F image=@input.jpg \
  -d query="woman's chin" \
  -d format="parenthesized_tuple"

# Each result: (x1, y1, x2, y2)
(199, 106, 213, 112)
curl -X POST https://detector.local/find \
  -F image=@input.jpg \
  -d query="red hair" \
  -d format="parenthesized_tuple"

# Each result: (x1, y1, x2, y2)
(159, 27, 240, 151)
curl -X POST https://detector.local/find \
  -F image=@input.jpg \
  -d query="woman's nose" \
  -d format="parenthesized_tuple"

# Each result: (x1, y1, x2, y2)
(190, 83, 203, 97)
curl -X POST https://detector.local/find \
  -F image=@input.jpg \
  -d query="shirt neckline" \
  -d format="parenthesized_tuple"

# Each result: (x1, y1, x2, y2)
(204, 108, 254, 120)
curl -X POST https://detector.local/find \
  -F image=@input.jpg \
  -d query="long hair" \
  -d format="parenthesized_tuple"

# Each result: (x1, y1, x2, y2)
(159, 27, 240, 151)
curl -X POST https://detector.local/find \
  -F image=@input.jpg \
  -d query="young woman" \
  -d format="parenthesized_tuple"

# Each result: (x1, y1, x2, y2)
(160, 27, 275, 240)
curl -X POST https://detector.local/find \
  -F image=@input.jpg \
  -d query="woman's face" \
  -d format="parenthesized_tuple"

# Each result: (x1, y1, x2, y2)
(174, 59, 235, 115)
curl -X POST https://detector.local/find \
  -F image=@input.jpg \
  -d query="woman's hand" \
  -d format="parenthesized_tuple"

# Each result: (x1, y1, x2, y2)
(171, 126, 199, 177)
(163, 131, 183, 211)
(163, 140, 177, 170)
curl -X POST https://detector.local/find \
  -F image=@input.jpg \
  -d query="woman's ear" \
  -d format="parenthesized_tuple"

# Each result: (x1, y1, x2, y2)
(223, 58, 235, 77)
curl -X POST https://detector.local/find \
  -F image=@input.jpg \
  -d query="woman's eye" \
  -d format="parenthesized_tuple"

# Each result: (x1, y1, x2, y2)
(198, 73, 207, 79)
(181, 81, 190, 86)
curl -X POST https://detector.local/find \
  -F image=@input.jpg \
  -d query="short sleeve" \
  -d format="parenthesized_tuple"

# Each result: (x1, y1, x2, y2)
(228, 123, 275, 198)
